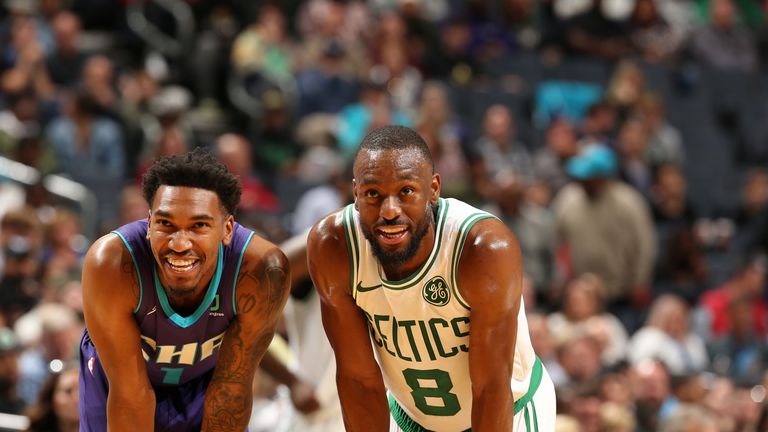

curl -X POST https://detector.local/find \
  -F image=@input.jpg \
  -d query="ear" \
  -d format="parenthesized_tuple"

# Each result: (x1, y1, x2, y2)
(222, 215, 235, 246)
(352, 178, 359, 211)
(430, 173, 441, 206)
(146, 211, 152, 239)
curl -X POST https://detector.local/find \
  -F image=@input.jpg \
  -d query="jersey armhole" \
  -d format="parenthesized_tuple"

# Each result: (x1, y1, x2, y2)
(342, 205, 360, 300)
(112, 230, 143, 314)
(449, 214, 496, 311)
(232, 230, 256, 316)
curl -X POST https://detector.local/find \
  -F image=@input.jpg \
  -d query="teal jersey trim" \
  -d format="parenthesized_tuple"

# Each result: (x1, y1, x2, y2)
(112, 230, 144, 314)
(153, 244, 224, 328)
(232, 231, 255, 315)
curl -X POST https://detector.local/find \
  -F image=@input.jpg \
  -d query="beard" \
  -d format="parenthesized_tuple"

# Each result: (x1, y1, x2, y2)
(362, 203, 435, 268)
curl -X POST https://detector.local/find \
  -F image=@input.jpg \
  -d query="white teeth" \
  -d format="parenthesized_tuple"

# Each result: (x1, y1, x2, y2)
(379, 227, 406, 234)
(168, 259, 196, 267)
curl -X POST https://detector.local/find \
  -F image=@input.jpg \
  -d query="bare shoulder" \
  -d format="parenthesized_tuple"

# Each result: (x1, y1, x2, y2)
(307, 209, 348, 258)
(307, 209, 351, 296)
(457, 217, 522, 306)
(461, 217, 521, 261)
(82, 233, 139, 311)
(240, 233, 289, 274)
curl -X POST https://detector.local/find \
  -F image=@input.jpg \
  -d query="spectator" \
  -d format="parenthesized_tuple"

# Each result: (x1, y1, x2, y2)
(414, 81, 472, 202)
(629, 0, 685, 63)
(295, 39, 359, 119)
(553, 144, 656, 331)
(46, 92, 124, 231)
(548, 273, 629, 367)
(629, 294, 709, 374)
(688, 0, 758, 72)
(533, 116, 580, 194)
(469, 104, 533, 204)
(696, 255, 768, 341)
(45, 11, 85, 89)
(708, 294, 768, 384)
(231, 4, 296, 95)
(24, 364, 79, 432)
(633, 93, 685, 168)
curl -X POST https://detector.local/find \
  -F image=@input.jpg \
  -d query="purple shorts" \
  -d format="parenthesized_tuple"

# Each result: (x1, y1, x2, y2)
(78, 330, 212, 432)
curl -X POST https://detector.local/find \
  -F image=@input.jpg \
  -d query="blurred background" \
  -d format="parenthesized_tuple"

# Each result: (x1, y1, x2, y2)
(2, 0, 768, 430)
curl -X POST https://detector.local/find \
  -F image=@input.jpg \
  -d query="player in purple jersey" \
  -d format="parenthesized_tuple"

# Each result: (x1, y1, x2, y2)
(78, 148, 290, 431)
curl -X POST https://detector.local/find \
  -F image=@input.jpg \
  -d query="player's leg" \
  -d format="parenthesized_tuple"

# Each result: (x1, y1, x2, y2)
(79, 330, 109, 431)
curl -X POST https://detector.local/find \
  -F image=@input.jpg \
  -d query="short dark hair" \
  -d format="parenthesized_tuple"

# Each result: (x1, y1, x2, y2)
(355, 125, 434, 173)
(141, 147, 242, 215)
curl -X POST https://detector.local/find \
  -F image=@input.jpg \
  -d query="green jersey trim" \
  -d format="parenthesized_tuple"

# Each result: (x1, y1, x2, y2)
(152, 243, 223, 328)
(387, 357, 544, 431)
(112, 230, 143, 314)
(380, 198, 449, 290)
(342, 205, 361, 299)
(449, 213, 495, 310)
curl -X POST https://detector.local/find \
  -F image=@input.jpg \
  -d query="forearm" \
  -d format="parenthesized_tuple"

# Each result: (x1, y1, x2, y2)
(471, 386, 514, 431)
(201, 381, 253, 431)
(337, 377, 389, 432)
(259, 350, 297, 387)
(107, 389, 155, 432)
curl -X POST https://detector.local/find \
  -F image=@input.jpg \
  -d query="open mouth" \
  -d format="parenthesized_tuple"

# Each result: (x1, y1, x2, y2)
(376, 226, 408, 245)
(165, 257, 200, 274)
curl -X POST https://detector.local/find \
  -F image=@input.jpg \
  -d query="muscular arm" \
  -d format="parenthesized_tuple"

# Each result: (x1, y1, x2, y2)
(201, 238, 290, 431)
(308, 213, 389, 432)
(81, 235, 155, 432)
(457, 219, 523, 431)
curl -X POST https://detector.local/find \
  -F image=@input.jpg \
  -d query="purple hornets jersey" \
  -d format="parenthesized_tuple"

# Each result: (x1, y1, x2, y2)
(79, 220, 254, 431)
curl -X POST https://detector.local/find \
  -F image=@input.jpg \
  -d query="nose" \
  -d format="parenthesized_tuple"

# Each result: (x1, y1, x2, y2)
(380, 196, 402, 222)
(168, 230, 192, 252)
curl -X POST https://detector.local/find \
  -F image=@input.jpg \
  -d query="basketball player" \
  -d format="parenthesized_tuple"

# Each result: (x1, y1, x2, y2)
(307, 125, 556, 431)
(79, 148, 291, 431)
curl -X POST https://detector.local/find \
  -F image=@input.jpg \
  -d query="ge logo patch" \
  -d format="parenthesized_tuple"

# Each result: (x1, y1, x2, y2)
(423, 276, 450, 306)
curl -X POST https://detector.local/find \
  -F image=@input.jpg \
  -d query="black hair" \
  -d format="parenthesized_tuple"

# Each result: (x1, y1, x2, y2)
(141, 147, 242, 215)
(355, 125, 434, 173)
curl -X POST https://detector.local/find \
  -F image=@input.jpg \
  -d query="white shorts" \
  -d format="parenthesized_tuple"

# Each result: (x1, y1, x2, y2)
(389, 359, 557, 432)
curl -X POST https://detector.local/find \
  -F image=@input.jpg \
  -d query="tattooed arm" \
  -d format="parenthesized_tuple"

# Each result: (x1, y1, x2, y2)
(201, 236, 290, 431)
(82, 234, 155, 431)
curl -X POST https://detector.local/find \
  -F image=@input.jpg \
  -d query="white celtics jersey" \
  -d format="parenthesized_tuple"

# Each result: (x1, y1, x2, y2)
(342, 198, 540, 432)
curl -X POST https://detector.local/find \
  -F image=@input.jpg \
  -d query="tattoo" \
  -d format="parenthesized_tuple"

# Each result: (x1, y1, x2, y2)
(121, 248, 140, 305)
(201, 252, 288, 431)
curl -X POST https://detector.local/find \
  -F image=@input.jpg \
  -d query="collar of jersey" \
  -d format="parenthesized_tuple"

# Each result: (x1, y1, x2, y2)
(378, 197, 449, 290)
(152, 244, 223, 328)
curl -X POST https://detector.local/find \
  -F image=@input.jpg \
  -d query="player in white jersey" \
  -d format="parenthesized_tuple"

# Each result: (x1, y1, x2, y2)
(307, 125, 556, 431)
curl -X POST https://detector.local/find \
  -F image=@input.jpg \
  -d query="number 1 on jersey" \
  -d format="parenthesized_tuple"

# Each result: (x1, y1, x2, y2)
(402, 368, 461, 416)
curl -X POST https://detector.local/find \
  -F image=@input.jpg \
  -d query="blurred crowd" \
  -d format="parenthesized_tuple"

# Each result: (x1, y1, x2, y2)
(3, 0, 768, 431)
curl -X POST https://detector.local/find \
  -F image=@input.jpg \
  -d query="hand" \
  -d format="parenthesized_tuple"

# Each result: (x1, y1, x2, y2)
(289, 380, 321, 414)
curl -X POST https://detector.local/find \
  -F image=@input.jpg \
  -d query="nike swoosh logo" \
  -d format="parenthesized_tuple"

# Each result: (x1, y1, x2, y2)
(146, 306, 157, 316)
(356, 281, 382, 292)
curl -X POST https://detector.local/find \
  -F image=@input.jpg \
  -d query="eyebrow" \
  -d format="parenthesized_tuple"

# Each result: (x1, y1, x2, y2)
(153, 210, 215, 221)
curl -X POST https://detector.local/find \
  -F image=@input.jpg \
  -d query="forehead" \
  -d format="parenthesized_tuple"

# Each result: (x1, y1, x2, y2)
(151, 186, 223, 216)
(354, 148, 430, 184)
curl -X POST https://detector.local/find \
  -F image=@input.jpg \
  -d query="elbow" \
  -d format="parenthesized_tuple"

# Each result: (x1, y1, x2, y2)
(109, 385, 156, 412)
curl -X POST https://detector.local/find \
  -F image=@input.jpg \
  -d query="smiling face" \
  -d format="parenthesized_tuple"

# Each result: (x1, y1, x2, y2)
(147, 186, 233, 301)
(354, 148, 440, 279)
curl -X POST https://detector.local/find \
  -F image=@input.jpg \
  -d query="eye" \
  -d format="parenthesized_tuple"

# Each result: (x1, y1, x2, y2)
(157, 219, 172, 227)
(401, 187, 415, 195)
(193, 222, 210, 229)
(365, 189, 379, 198)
